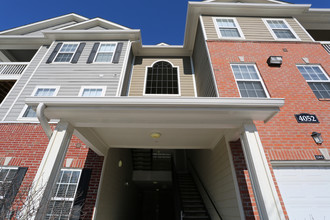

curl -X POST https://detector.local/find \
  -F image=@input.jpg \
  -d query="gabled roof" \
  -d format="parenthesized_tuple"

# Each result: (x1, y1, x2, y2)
(59, 17, 130, 30)
(0, 13, 88, 35)
(204, 0, 290, 4)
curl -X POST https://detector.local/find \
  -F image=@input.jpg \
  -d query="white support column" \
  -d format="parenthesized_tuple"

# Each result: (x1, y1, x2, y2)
(25, 121, 74, 220)
(240, 123, 285, 220)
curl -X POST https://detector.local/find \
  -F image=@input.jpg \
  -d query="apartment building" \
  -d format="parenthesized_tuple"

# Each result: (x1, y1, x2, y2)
(0, 0, 329, 219)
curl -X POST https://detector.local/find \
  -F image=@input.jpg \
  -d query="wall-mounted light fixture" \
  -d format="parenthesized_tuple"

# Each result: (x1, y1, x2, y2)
(311, 132, 323, 144)
(267, 56, 282, 66)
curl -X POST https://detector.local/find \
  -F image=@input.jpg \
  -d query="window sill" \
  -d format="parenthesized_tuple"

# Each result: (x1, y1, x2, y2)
(319, 98, 330, 101)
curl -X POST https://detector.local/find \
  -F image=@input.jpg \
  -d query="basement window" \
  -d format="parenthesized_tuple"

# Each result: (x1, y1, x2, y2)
(297, 65, 330, 99)
(231, 64, 269, 98)
(263, 19, 299, 40)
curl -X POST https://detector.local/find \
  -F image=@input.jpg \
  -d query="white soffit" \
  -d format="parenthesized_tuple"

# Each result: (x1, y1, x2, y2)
(26, 97, 284, 150)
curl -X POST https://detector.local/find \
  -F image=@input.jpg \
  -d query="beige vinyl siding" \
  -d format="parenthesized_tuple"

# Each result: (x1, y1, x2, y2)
(189, 138, 242, 220)
(202, 15, 313, 42)
(129, 57, 195, 97)
(192, 22, 218, 97)
(4, 41, 128, 121)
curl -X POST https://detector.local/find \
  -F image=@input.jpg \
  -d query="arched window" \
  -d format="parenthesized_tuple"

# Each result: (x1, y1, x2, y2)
(145, 61, 179, 95)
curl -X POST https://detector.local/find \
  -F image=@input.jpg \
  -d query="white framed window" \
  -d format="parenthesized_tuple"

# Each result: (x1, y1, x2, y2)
(213, 17, 245, 39)
(54, 43, 79, 63)
(297, 65, 330, 99)
(45, 169, 82, 220)
(94, 43, 117, 63)
(231, 64, 269, 98)
(79, 86, 106, 97)
(19, 86, 60, 119)
(0, 167, 18, 200)
(143, 60, 181, 96)
(263, 19, 300, 40)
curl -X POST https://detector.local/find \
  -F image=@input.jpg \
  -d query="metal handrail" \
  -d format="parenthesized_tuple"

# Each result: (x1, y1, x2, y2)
(188, 158, 223, 220)
(171, 159, 183, 220)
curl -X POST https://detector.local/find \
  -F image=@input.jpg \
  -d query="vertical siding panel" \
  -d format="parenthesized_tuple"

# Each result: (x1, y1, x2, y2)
(192, 22, 217, 97)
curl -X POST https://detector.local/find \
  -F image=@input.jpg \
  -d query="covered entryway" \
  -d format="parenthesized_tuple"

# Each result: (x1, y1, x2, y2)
(25, 96, 285, 219)
(273, 166, 330, 220)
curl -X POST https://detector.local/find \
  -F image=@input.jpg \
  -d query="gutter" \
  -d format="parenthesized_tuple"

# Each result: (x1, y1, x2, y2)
(36, 103, 53, 139)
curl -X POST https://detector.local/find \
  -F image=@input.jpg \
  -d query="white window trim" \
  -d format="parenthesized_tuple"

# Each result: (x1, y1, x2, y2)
(143, 60, 181, 96)
(78, 86, 107, 97)
(212, 17, 245, 40)
(296, 65, 330, 99)
(230, 64, 270, 98)
(93, 42, 117, 63)
(0, 166, 19, 200)
(53, 42, 80, 63)
(297, 65, 330, 82)
(18, 86, 60, 121)
(46, 169, 82, 218)
(262, 18, 301, 41)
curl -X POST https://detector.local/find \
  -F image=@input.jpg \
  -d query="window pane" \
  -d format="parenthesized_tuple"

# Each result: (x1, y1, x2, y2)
(274, 30, 295, 39)
(60, 44, 78, 53)
(308, 82, 330, 99)
(23, 106, 37, 118)
(82, 88, 103, 97)
(95, 53, 113, 62)
(54, 53, 73, 62)
(220, 28, 240, 38)
(145, 61, 179, 94)
(35, 88, 56, 97)
(237, 82, 267, 98)
(217, 19, 236, 28)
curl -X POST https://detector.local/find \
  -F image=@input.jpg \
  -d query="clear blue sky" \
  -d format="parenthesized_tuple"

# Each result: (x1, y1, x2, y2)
(0, 0, 329, 45)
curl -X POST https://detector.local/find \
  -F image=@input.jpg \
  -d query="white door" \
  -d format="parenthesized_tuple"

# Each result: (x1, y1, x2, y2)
(273, 166, 330, 220)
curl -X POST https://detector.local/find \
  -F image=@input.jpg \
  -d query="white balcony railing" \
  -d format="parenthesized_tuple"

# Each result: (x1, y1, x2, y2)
(320, 41, 330, 54)
(0, 62, 29, 80)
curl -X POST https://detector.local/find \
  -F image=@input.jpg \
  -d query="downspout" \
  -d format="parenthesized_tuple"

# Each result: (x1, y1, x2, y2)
(36, 103, 53, 139)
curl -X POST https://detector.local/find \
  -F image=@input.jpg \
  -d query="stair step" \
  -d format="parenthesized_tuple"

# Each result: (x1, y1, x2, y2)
(183, 216, 210, 219)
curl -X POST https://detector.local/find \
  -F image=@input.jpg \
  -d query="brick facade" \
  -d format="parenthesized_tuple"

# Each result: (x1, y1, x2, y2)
(0, 123, 103, 219)
(208, 40, 330, 219)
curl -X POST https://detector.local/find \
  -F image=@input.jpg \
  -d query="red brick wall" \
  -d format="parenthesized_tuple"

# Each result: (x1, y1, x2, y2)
(0, 123, 103, 219)
(208, 40, 330, 218)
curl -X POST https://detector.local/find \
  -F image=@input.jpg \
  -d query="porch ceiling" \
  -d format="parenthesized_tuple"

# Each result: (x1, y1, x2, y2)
(25, 97, 284, 154)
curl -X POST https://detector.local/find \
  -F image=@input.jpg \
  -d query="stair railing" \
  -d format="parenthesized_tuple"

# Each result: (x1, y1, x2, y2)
(187, 159, 223, 220)
(171, 159, 183, 220)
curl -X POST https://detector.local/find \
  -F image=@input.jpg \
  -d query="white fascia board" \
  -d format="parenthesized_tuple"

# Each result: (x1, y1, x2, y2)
(25, 97, 284, 109)
(0, 13, 88, 35)
(183, 2, 311, 49)
(0, 36, 50, 49)
(42, 30, 141, 41)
